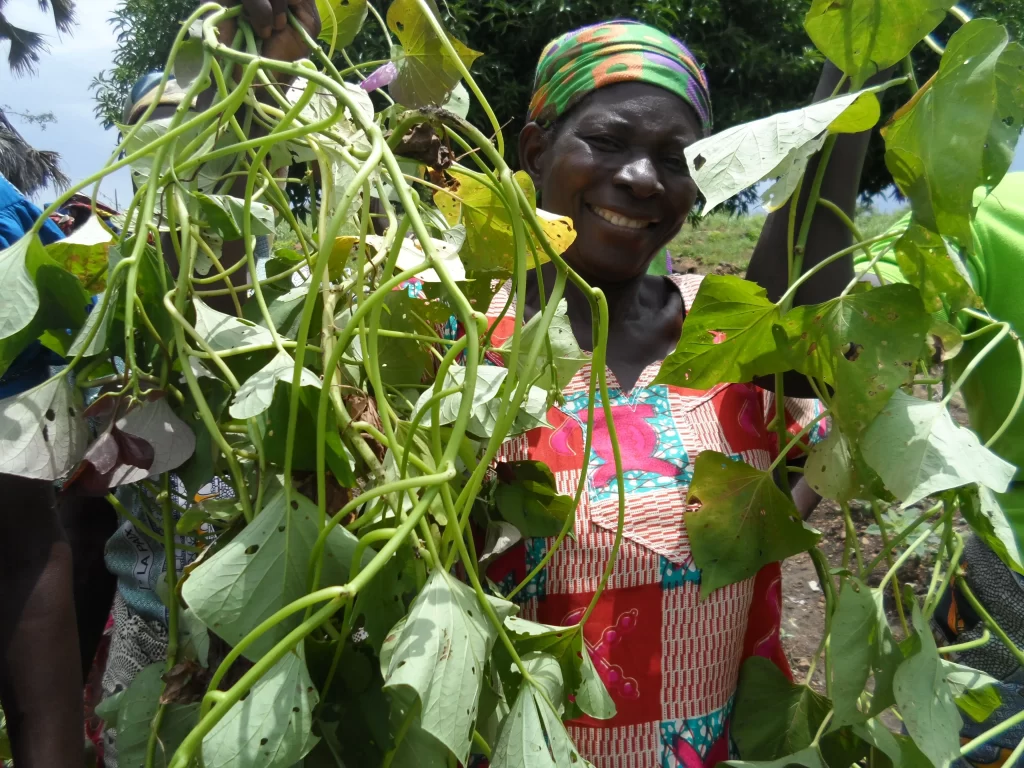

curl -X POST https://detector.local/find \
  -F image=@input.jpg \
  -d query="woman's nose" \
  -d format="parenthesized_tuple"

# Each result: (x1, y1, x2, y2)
(613, 155, 664, 198)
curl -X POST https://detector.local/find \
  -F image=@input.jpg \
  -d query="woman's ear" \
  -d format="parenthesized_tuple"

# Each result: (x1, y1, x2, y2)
(518, 121, 549, 189)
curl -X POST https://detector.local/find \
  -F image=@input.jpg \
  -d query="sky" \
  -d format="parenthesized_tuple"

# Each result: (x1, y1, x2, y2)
(1, 0, 1022, 214)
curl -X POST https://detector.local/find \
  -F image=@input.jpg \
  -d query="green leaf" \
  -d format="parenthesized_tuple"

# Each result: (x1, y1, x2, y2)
(175, 374, 232, 498)
(959, 485, 1024, 573)
(851, 719, 931, 768)
(365, 232, 466, 283)
(862, 390, 1017, 507)
(725, 747, 826, 768)
(105, 397, 196, 487)
(882, 19, 1024, 251)
(229, 351, 322, 419)
(44, 214, 113, 293)
(244, 283, 312, 341)
(894, 221, 981, 316)
(499, 300, 587, 393)
(180, 606, 210, 668)
(412, 364, 508, 433)
(194, 298, 275, 352)
(181, 489, 365, 661)
(490, 681, 589, 768)
(203, 646, 318, 768)
(114, 663, 199, 768)
(829, 579, 902, 725)
(382, 570, 516, 763)
(684, 89, 882, 214)
(502, 617, 615, 721)
(196, 194, 275, 240)
(494, 461, 574, 538)
(654, 275, 787, 389)
(0, 234, 45, 341)
(315, 0, 367, 48)
(685, 451, 820, 597)
(69, 274, 123, 357)
(775, 284, 930, 436)
(941, 660, 1002, 723)
(803, 428, 882, 503)
(732, 656, 830, 760)
(0, 374, 87, 481)
(893, 605, 963, 767)
(804, 0, 953, 86)
(386, 0, 482, 108)
(352, 543, 419, 654)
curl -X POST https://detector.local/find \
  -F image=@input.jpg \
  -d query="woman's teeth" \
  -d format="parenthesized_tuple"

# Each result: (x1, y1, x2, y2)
(589, 204, 652, 230)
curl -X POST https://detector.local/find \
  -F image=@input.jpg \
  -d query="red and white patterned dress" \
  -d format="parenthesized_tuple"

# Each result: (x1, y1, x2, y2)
(480, 274, 825, 768)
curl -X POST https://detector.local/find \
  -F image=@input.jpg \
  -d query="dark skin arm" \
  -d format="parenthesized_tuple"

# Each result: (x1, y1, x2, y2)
(748, 62, 893, 514)
(748, 62, 894, 395)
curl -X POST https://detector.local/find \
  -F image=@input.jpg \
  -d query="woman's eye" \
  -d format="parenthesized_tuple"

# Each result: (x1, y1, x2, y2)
(664, 156, 689, 174)
(587, 135, 623, 151)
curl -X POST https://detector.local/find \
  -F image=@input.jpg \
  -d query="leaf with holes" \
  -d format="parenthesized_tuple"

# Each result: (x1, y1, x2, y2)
(229, 351, 322, 419)
(114, 662, 199, 768)
(894, 221, 981, 315)
(774, 284, 930, 436)
(882, 19, 1024, 251)
(803, 428, 880, 502)
(893, 605, 963, 767)
(805, 0, 953, 86)
(386, 0, 481, 108)
(862, 390, 1017, 507)
(202, 646, 318, 768)
(685, 88, 882, 214)
(181, 490, 365, 661)
(685, 452, 820, 597)
(315, 0, 367, 48)
(0, 375, 87, 481)
(383, 569, 517, 764)
(732, 656, 831, 760)
(655, 275, 787, 389)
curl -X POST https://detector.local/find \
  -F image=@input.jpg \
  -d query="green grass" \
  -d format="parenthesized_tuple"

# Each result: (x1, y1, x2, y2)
(666, 206, 909, 274)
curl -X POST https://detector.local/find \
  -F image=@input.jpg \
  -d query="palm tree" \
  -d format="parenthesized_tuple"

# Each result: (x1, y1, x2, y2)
(0, 0, 76, 196)
(0, 0, 76, 76)
(0, 108, 69, 195)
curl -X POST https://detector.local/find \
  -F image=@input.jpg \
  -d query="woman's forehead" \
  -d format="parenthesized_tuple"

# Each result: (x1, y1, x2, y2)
(566, 84, 702, 137)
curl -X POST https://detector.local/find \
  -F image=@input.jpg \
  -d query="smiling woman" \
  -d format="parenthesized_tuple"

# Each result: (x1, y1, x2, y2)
(459, 19, 861, 768)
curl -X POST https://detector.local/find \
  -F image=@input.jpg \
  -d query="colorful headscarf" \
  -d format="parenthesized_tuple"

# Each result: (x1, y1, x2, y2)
(527, 20, 712, 136)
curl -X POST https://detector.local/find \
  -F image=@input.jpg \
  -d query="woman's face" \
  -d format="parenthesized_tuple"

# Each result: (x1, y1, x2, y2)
(520, 82, 702, 284)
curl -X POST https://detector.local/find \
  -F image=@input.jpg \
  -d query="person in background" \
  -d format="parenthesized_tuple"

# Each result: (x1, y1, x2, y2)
(855, 174, 1024, 767)
(0, 171, 87, 767)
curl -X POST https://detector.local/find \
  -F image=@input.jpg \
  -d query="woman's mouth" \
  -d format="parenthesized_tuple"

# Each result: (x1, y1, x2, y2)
(587, 203, 658, 231)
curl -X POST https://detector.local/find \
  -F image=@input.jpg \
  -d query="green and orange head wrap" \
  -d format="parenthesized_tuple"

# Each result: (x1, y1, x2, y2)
(528, 20, 712, 136)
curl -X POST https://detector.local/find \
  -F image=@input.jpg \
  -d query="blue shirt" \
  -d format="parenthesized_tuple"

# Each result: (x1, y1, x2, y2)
(0, 173, 67, 399)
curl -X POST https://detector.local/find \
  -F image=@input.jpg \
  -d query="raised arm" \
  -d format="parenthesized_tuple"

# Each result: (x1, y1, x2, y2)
(746, 62, 884, 305)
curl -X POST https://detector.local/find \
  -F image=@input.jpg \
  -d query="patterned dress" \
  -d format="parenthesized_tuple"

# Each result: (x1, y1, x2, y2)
(481, 274, 825, 768)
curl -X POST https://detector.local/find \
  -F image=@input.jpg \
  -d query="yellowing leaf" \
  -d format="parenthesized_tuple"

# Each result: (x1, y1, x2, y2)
(386, 0, 482, 108)
(45, 216, 113, 293)
(432, 170, 574, 277)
